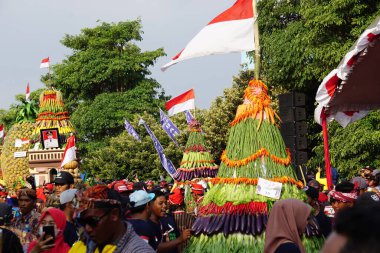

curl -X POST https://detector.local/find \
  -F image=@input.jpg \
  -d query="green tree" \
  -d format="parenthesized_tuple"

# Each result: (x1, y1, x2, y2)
(257, 0, 380, 174)
(48, 20, 165, 108)
(308, 111, 380, 179)
(82, 113, 188, 181)
(71, 79, 167, 147)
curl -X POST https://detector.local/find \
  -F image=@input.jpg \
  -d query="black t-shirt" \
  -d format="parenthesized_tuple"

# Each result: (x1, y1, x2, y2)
(275, 242, 301, 253)
(316, 210, 332, 238)
(1, 228, 23, 253)
(64, 220, 79, 246)
(149, 215, 180, 253)
(128, 219, 158, 250)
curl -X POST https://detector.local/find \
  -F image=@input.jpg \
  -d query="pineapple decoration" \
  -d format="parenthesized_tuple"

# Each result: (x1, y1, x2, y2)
(1, 99, 38, 189)
(184, 80, 322, 253)
(32, 89, 75, 144)
(173, 120, 218, 181)
(1, 122, 34, 189)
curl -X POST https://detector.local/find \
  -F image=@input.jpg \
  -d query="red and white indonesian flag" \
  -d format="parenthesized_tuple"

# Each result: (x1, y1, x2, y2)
(161, 0, 255, 71)
(60, 135, 77, 168)
(165, 89, 195, 117)
(0, 125, 4, 139)
(26, 83, 30, 102)
(40, 57, 50, 68)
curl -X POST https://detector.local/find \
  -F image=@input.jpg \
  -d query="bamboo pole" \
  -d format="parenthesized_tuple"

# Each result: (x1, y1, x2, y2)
(252, 0, 261, 80)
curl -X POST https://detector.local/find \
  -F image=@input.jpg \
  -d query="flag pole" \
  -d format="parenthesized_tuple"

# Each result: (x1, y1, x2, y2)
(252, 0, 261, 80)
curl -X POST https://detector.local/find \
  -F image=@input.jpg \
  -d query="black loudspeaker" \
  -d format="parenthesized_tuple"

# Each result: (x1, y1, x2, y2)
(280, 122, 308, 136)
(289, 149, 308, 165)
(279, 107, 306, 122)
(279, 92, 306, 108)
(284, 136, 308, 150)
(279, 92, 308, 165)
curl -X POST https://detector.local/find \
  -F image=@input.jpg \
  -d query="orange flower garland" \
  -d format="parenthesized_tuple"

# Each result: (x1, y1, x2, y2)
(208, 176, 304, 188)
(173, 176, 304, 189)
(221, 148, 291, 168)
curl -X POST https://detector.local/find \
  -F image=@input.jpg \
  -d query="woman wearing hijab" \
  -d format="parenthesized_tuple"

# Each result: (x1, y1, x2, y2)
(27, 208, 70, 253)
(264, 199, 311, 253)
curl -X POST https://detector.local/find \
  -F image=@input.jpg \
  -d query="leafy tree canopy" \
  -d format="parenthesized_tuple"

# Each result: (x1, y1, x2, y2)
(257, 0, 380, 176)
(48, 20, 166, 108)
(82, 112, 205, 181)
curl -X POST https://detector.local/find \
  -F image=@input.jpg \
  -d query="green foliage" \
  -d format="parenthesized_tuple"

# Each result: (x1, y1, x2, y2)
(15, 100, 38, 123)
(82, 113, 190, 181)
(257, 0, 380, 173)
(48, 20, 166, 108)
(71, 79, 167, 144)
(308, 111, 380, 179)
(0, 89, 43, 132)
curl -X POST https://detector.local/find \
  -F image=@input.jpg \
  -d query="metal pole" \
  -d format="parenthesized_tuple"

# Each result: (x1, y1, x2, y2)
(252, 0, 261, 80)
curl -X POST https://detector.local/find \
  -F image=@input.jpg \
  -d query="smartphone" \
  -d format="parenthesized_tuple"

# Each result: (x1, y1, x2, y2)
(42, 225, 55, 243)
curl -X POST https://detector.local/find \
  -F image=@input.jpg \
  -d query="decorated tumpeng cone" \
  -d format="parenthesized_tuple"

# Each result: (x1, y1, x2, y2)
(173, 120, 218, 181)
(184, 80, 323, 253)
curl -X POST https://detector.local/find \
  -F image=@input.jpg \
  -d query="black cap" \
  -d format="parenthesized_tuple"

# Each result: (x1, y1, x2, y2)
(55, 171, 74, 185)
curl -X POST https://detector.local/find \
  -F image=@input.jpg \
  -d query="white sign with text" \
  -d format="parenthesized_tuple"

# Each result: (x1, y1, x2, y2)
(256, 178, 283, 200)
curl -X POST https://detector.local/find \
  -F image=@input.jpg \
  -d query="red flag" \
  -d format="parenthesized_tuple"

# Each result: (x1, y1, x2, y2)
(26, 83, 30, 102)
(40, 57, 50, 68)
(161, 0, 255, 71)
(60, 135, 77, 168)
(165, 89, 195, 116)
(0, 125, 4, 139)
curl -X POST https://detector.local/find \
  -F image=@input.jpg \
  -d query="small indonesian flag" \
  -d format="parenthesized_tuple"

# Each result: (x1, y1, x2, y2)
(26, 83, 30, 102)
(165, 89, 195, 117)
(60, 135, 76, 168)
(161, 0, 255, 71)
(0, 125, 3, 139)
(15, 138, 30, 146)
(21, 138, 29, 145)
(40, 57, 50, 68)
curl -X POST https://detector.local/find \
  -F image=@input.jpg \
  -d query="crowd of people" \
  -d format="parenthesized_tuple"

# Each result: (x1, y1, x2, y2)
(0, 166, 378, 253)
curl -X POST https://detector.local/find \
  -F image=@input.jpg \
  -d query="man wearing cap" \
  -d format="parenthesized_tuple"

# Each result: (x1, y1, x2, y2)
(70, 185, 155, 253)
(54, 171, 74, 196)
(59, 189, 79, 246)
(128, 190, 158, 250)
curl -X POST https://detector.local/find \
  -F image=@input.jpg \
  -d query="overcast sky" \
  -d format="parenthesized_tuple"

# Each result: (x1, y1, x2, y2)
(0, 0, 245, 110)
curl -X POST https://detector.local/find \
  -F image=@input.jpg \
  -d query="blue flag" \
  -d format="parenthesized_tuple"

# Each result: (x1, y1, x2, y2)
(139, 118, 176, 177)
(124, 119, 141, 142)
(184, 110, 194, 125)
(159, 108, 180, 146)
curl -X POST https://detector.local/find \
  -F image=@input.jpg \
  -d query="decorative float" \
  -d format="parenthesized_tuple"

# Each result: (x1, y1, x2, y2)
(184, 80, 323, 253)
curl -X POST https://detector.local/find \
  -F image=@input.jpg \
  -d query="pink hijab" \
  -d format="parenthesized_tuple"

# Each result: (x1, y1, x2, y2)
(264, 199, 311, 253)
(27, 208, 70, 253)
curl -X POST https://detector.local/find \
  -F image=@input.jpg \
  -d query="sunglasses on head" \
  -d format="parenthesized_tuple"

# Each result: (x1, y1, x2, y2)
(78, 209, 111, 228)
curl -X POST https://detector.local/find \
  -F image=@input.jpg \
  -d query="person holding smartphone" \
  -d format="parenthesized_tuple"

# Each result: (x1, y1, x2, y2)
(27, 208, 70, 253)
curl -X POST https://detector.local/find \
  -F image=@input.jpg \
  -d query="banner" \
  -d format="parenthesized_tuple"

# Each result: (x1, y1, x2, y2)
(139, 118, 176, 177)
(124, 119, 141, 142)
(184, 110, 194, 125)
(159, 108, 180, 146)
